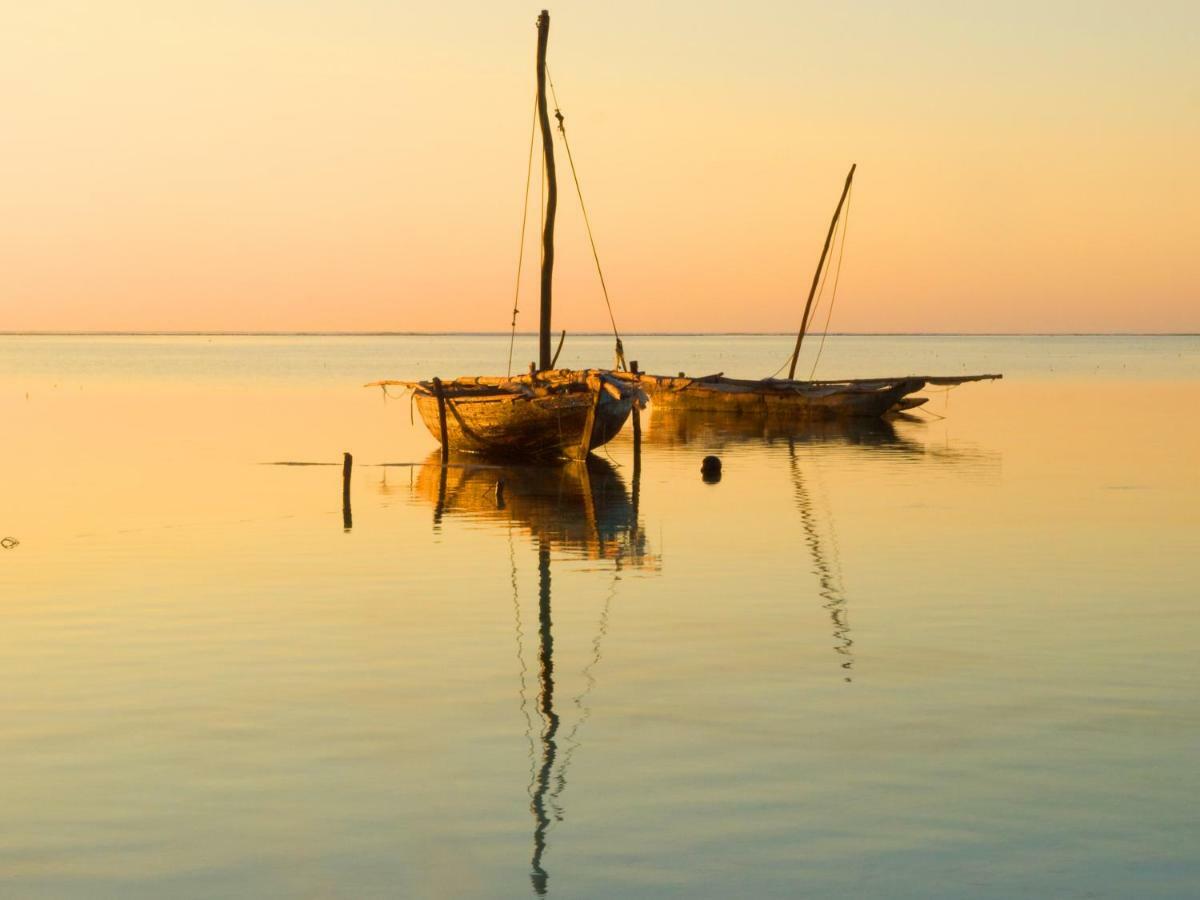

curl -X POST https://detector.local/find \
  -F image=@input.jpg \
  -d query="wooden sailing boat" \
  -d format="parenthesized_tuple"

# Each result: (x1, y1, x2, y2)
(643, 370, 1000, 418)
(368, 11, 643, 460)
(642, 164, 1001, 418)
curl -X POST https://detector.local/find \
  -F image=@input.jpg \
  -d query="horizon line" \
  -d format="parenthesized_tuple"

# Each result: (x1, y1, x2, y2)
(2, 330, 1197, 338)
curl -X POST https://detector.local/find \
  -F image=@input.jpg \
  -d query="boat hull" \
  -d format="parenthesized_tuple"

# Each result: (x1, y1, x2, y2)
(414, 387, 633, 460)
(639, 372, 1001, 419)
(648, 377, 927, 419)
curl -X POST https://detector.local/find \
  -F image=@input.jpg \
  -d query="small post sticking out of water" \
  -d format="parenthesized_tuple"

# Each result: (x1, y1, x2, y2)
(629, 363, 642, 535)
(342, 452, 353, 530)
(574, 383, 601, 461)
(630, 360, 642, 468)
(432, 377, 449, 463)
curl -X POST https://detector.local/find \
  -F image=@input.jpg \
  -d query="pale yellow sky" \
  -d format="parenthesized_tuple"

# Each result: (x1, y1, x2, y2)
(1, 1, 1197, 333)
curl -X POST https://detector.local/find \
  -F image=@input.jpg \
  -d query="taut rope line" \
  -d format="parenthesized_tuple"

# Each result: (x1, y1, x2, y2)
(809, 182, 853, 379)
(546, 66, 626, 371)
(767, 243, 835, 380)
(508, 93, 541, 376)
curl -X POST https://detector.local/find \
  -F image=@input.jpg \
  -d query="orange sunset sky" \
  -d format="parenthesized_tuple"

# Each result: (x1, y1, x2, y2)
(2, 1, 1197, 333)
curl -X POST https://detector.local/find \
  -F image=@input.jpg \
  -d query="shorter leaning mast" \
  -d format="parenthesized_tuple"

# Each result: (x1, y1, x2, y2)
(786, 163, 856, 380)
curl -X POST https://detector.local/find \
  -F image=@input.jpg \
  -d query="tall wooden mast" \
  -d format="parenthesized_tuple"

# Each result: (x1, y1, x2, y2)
(536, 10, 558, 371)
(787, 163, 856, 380)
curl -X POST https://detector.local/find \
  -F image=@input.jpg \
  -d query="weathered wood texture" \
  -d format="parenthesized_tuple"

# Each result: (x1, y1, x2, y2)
(413, 390, 630, 460)
(641, 373, 1000, 420)
(651, 378, 924, 418)
(366, 371, 992, 433)
(402, 370, 644, 460)
(431, 377, 449, 462)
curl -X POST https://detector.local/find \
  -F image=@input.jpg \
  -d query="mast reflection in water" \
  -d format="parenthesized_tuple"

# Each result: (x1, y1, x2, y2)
(412, 453, 656, 894)
(788, 438, 855, 681)
(530, 538, 556, 894)
(648, 406, 998, 682)
(651, 408, 921, 683)
(648, 407, 897, 681)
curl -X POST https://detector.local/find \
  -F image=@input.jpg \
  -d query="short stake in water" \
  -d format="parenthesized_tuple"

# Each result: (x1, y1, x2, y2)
(342, 452, 353, 530)
(630, 361, 642, 452)
(432, 377, 449, 463)
(701, 455, 722, 484)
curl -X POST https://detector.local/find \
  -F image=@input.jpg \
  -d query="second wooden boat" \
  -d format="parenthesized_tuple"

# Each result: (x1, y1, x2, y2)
(640, 164, 1001, 418)
(640, 372, 1001, 418)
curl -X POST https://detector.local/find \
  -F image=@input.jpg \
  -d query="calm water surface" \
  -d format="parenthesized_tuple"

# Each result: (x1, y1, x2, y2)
(1, 335, 1197, 898)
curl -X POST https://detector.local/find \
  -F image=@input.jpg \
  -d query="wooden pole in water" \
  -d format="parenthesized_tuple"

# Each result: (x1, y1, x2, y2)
(630, 360, 642, 463)
(574, 379, 601, 461)
(787, 163, 856, 380)
(630, 362, 642, 535)
(342, 452, 353, 530)
(431, 377, 449, 463)
(535, 10, 558, 371)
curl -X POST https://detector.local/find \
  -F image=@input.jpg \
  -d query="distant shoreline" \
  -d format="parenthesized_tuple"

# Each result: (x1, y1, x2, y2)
(2, 331, 1197, 338)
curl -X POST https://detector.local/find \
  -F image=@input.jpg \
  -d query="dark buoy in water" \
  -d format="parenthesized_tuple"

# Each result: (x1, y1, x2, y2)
(701, 455, 722, 483)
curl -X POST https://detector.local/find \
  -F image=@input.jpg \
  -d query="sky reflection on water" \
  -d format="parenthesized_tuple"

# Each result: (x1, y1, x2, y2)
(0, 335, 1197, 898)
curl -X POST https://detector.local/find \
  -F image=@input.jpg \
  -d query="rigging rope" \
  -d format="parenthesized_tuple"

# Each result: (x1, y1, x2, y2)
(507, 94, 541, 377)
(547, 66, 627, 371)
(808, 182, 853, 379)
(507, 523, 539, 789)
(767, 228, 837, 380)
(765, 181, 853, 381)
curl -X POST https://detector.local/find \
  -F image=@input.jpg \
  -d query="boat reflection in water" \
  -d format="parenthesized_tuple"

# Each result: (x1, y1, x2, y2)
(648, 404, 1001, 467)
(646, 404, 917, 452)
(648, 406, 996, 682)
(649, 408, 874, 681)
(413, 452, 656, 569)
(411, 453, 656, 894)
